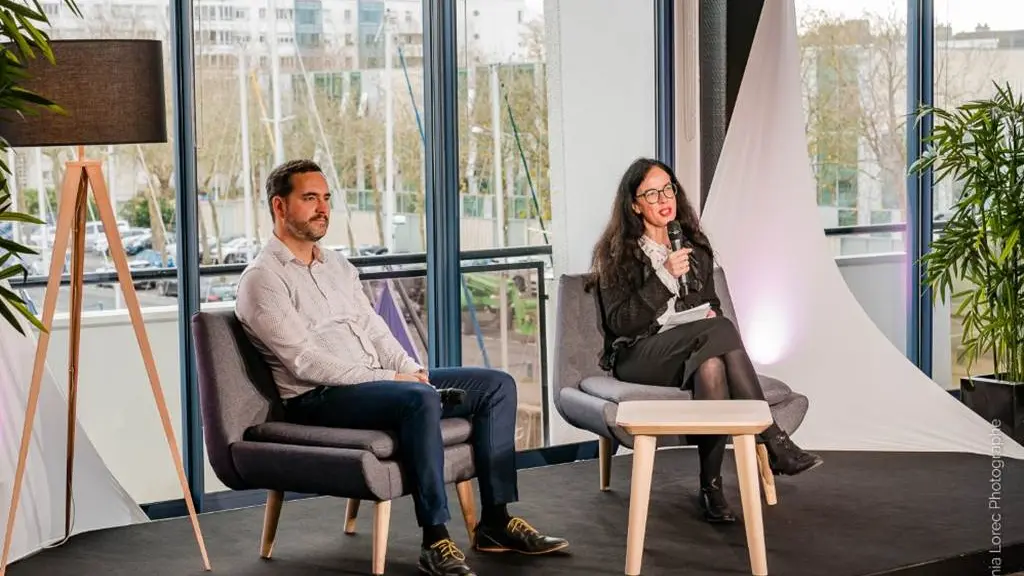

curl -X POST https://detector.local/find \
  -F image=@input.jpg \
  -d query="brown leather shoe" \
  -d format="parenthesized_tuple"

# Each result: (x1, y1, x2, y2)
(418, 539, 476, 575)
(473, 517, 569, 555)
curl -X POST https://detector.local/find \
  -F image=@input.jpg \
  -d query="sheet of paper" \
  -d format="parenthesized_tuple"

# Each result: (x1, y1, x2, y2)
(658, 302, 712, 333)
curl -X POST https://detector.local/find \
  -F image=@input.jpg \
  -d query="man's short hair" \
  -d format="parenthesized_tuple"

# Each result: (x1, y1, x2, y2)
(266, 159, 323, 221)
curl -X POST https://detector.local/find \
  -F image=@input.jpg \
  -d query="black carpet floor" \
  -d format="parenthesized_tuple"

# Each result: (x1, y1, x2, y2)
(7, 448, 1024, 576)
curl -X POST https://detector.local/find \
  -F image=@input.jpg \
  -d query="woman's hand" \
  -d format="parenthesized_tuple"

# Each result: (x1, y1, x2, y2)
(706, 309, 717, 318)
(663, 248, 692, 278)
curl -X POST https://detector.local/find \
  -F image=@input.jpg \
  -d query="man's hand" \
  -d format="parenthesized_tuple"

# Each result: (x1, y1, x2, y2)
(395, 369, 430, 384)
(706, 309, 717, 318)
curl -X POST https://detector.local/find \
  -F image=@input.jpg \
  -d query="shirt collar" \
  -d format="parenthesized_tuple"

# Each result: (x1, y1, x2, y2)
(639, 234, 669, 254)
(266, 233, 326, 266)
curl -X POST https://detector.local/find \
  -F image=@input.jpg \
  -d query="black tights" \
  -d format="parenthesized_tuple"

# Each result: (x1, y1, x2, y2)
(692, 349, 767, 486)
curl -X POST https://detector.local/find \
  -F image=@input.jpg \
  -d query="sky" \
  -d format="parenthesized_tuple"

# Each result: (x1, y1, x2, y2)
(524, 0, 543, 18)
(797, 0, 1024, 32)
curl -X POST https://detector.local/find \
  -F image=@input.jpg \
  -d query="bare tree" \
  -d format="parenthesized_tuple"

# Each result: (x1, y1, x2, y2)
(799, 8, 1005, 220)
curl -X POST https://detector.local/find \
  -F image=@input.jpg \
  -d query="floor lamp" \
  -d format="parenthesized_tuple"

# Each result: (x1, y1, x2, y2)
(0, 40, 209, 573)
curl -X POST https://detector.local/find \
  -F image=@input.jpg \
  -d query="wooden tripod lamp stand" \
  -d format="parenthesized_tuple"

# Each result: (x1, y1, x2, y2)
(0, 40, 209, 573)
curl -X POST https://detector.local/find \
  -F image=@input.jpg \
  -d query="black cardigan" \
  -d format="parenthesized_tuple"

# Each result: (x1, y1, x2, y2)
(593, 243, 721, 370)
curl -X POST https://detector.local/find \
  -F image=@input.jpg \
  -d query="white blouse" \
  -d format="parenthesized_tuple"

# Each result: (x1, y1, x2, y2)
(638, 235, 682, 326)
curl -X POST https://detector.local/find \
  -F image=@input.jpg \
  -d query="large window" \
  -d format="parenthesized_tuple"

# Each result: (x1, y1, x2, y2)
(454, 0, 549, 450)
(192, 0, 427, 492)
(934, 1, 1017, 390)
(5, 0, 181, 505)
(193, 0, 426, 263)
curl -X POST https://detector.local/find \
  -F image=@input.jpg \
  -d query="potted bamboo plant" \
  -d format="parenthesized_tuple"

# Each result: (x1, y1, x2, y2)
(911, 83, 1024, 442)
(0, 0, 80, 335)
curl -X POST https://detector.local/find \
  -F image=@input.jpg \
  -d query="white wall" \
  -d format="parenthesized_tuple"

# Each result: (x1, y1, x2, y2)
(544, 0, 657, 445)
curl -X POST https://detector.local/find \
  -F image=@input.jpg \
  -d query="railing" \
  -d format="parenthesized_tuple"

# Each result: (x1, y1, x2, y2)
(11, 244, 554, 287)
(822, 220, 947, 237)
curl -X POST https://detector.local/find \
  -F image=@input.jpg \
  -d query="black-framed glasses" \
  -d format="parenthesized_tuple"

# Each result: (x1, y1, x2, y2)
(636, 183, 677, 204)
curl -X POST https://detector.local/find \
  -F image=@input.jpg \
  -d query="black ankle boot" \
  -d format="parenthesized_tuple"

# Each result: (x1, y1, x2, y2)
(761, 424, 823, 476)
(698, 477, 737, 523)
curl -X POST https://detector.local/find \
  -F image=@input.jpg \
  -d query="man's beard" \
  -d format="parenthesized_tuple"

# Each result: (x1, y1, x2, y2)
(285, 213, 328, 241)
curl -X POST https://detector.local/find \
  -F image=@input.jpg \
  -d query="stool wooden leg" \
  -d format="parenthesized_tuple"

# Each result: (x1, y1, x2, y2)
(756, 445, 777, 505)
(624, 435, 656, 576)
(599, 436, 613, 491)
(372, 500, 392, 576)
(344, 499, 360, 534)
(734, 434, 768, 576)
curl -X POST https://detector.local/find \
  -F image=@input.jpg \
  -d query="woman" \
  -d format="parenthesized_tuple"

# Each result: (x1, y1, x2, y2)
(587, 157, 822, 523)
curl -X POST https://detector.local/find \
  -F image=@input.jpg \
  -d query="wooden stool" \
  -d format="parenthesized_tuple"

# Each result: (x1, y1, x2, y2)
(616, 400, 775, 576)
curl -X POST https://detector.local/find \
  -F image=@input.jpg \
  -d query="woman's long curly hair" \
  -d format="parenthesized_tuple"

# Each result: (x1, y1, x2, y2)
(587, 157, 709, 292)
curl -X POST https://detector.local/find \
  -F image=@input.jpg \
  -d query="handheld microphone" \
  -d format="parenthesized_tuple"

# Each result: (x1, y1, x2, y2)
(666, 221, 689, 296)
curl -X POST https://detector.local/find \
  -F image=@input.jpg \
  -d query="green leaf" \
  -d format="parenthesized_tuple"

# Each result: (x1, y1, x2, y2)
(998, 228, 1019, 264)
(0, 11, 31, 56)
(0, 0, 44, 21)
(61, 0, 81, 19)
(0, 285, 45, 334)
(0, 211, 43, 224)
(0, 298, 27, 336)
(11, 298, 45, 332)
(0, 235, 39, 256)
(0, 262, 26, 281)
(8, 86, 62, 110)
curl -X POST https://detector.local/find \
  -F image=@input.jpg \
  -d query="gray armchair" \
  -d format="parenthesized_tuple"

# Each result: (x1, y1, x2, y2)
(192, 310, 478, 576)
(553, 269, 809, 495)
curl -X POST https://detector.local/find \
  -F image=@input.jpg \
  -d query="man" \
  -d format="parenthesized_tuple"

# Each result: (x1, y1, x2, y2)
(235, 159, 568, 576)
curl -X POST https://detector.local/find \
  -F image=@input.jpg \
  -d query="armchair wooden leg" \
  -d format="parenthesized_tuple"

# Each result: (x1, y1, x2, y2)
(599, 436, 613, 491)
(455, 480, 477, 543)
(372, 501, 392, 576)
(756, 444, 777, 505)
(344, 499, 360, 534)
(261, 490, 284, 559)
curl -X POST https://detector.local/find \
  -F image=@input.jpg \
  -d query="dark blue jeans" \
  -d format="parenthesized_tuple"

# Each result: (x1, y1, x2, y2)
(281, 367, 520, 527)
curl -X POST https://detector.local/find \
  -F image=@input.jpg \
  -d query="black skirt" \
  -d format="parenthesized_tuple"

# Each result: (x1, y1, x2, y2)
(612, 316, 745, 389)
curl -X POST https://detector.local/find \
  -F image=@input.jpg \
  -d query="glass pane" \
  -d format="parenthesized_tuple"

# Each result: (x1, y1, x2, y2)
(3, 3, 180, 505)
(456, 1, 551, 447)
(193, 0, 426, 493)
(193, 0, 425, 264)
(933, 1, 1012, 390)
(459, 269, 544, 450)
(797, 2, 909, 233)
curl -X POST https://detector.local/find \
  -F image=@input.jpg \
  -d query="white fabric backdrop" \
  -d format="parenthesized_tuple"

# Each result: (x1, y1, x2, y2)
(700, 0, 1024, 458)
(1, 294, 147, 566)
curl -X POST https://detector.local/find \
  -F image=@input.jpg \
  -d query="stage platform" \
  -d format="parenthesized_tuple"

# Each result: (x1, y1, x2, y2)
(7, 447, 1024, 575)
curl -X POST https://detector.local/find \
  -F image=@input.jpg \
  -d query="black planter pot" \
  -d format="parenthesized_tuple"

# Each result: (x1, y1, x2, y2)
(961, 374, 1024, 445)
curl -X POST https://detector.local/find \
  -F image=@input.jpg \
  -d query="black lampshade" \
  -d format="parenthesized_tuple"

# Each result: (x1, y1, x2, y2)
(0, 39, 167, 147)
